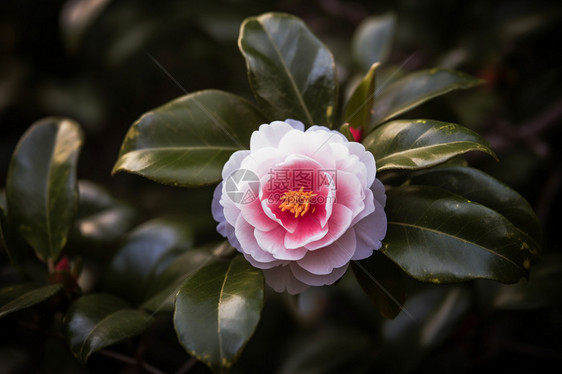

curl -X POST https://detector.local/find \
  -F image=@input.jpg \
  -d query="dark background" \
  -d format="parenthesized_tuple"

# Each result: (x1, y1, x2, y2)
(1, 0, 561, 373)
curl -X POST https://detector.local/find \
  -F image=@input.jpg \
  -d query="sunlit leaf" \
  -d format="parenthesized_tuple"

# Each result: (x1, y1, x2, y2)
(363, 119, 496, 171)
(352, 251, 405, 320)
(239, 12, 337, 127)
(63, 293, 153, 364)
(112, 89, 266, 187)
(408, 166, 542, 243)
(382, 185, 539, 283)
(370, 69, 483, 129)
(104, 218, 194, 305)
(6, 117, 84, 262)
(351, 13, 395, 73)
(344, 63, 379, 130)
(0, 283, 63, 319)
(174, 255, 264, 374)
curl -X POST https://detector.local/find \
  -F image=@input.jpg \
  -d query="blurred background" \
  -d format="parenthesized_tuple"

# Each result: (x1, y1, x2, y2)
(1, 0, 561, 373)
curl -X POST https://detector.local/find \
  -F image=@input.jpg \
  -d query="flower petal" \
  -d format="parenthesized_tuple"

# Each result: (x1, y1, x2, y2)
(297, 229, 356, 275)
(234, 214, 278, 265)
(262, 264, 309, 294)
(304, 203, 353, 250)
(221, 150, 251, 180)
(250, 121, 301, 150)
(351, 198, 387, 260)
(290, 262, 349, 286)
(255, 225, 308, 261)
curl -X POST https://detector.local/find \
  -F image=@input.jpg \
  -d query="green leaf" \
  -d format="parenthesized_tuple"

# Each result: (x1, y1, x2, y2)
(351, 251, 405, 319)
(0, 194, 31, 270)
(0, 283, 63, 319)
(382, 185, 539, 284)
(408, 166, 542, 243)
(104, 218, 194, 306)
(112, 90, 266, 187)
(174, 255, 264, 374)
(351, 13, 395, 73)
(239, 12, 337, 127)
(363, 119, 497, 172)
(72, 180, 135, 245)
(63, 293, 153, 364)
(6, 117, 84, 262)
(370, 69, 484, 129)
(344, 62, 379, 130)
(141, 242, 222, 312)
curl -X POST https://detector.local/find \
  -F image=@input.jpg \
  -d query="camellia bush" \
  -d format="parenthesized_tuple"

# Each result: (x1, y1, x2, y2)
(0, 11, 542, 374)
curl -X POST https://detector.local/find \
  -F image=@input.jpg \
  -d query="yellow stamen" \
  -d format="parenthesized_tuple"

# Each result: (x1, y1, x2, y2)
(278, 187, 317, 218)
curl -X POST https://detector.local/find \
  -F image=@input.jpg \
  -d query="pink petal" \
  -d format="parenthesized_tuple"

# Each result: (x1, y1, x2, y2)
(255, 225, 308, 261)
(371, 178, 387, 207)
(332, 170, 365, 219)
(262, 265, 309, 294)
(240, 198, 277, 232)
(304, 203, 353, 250)
(296, 229, 356, 275)
(290, 262, 350, 286)
(284, 213, 329, 249)
(234, 215, 278, 264)
(345, 142, 376, 187)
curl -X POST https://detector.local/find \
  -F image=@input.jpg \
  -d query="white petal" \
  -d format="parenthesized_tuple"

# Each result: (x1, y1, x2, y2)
(345, 142, 376, 187)
(250, 121, 301, 150)
(262, 265, 309, 294)
(290, 262, 349, 286)
(212, 182, 227, 236)
(255, 226, 308, 261)
(284, 119, 306, 131)
(222, 150, 251, 180)
(371, 178, 387, 207)
(351, 198, 387, 260)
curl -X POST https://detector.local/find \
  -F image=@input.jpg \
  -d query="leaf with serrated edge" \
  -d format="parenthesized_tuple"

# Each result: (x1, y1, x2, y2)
(174, 255, 264, 374)
(363, 119, 496, 172)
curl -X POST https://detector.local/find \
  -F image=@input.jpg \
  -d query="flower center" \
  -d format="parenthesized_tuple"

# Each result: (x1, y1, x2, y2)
(278, 187, 317, 218)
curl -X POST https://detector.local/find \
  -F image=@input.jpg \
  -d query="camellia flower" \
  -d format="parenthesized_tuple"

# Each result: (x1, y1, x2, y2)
(212, 120, 387, 294)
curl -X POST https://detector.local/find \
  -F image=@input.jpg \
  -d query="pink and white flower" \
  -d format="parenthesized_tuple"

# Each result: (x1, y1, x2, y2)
(212, 120, 387, 294)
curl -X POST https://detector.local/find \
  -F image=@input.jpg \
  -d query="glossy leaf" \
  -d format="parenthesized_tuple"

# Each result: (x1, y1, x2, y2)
(344, 62, 379, 130)
(104, 218, 194, 305)
(63, 293, 153, 364)
(0, 283, 63, 319)
(409, 166, 542, 243)
(351, 251, 405, 319)
(112, 90, 266, 187)
(239, 12, 337, 127)
(141, 242, 222, 312)
(351, 13, 395, 73)
(370, 69, 484, 129)
(363, 119, 497, 171)
(382, 185, 539, 283)
(5, 117, 84, 262)
(73, 180, 135, 244)
(174, 255, 264, 374)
